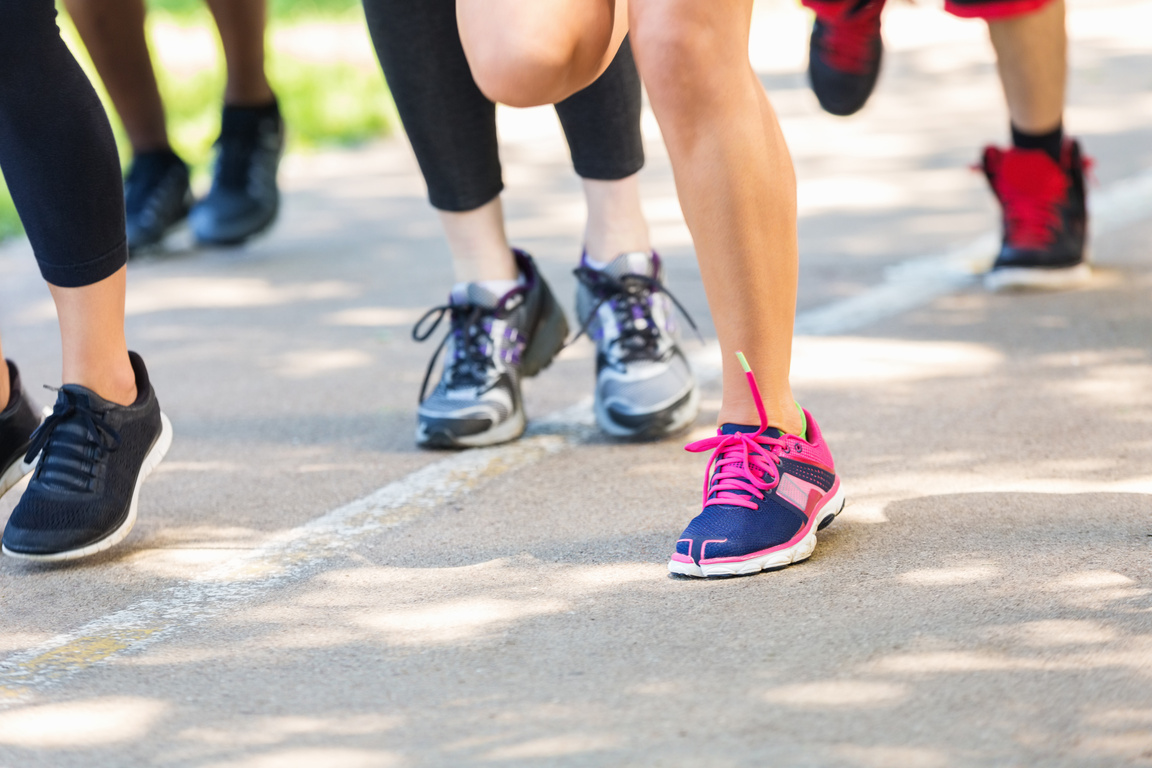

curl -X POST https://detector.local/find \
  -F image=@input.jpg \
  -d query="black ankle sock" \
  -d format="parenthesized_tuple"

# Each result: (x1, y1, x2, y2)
(1011, 123, 1064, 162)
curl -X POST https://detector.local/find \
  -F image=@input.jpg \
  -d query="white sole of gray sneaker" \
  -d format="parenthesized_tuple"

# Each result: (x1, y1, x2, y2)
(2, 412, 173, 562)
(415, 408, 527, 449)
(984, 261, 1091, 292)
(596, 384, 700, 440)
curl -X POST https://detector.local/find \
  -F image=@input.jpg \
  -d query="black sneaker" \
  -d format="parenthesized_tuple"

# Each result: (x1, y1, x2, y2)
(412, 250, 569, 449)
(124, 149, 193, 253)
(982, 140, 1091, 291)
(573, 252, 699, 439)
(2, 352, 172, 561)
(189, 101, 284, 246)
(0, 361, 42, 499)
(808, 0, 886, 117)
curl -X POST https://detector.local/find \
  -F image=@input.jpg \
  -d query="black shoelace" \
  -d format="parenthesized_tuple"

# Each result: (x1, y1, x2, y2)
(571, 267, 699, 368)
(412, 302, 504, 404)
(25, 388, 121, 493)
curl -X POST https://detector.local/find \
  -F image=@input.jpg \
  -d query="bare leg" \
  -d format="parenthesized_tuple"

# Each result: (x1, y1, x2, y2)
(204, 0, 275, 106)
(440, 173, 650, 282)
(61, 0, 169, 153)
(988, 0, 1066, 134)
(459, 0, 802, 433)
(439, 198, 518, 283)
(630, 0, 801, 432)
(48, 267, 137, 406)
(582, 174, 650, 262)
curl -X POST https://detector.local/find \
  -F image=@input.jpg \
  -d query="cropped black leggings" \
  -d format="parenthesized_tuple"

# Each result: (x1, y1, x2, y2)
(0, 0, 127, 288)
(362, 0, 644, 212)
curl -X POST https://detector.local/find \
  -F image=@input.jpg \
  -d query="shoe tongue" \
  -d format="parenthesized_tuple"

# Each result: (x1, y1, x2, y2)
(451, 283, 503, 310)
(720, 423, 784, 438)
(598, 251, 656, 280)
(59, 384, 112, 412)
(1000, 147, 1064, 188)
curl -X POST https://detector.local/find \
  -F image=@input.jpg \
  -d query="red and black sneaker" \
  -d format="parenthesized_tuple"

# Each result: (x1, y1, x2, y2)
(807, 0, 886, 117)
(981, 140, 1091, 291)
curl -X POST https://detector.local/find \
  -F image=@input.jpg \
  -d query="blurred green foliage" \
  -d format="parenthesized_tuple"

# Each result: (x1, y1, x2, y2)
(0, 0, 391, 242)
(150, 0, 362, 20)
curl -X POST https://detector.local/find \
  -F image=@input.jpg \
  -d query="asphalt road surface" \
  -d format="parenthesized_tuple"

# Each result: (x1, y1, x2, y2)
(1, 2, 1151, 765)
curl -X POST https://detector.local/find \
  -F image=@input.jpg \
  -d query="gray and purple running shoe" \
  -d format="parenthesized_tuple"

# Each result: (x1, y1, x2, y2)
(412, 250, 568, 448)
(574, 251, 699, 440)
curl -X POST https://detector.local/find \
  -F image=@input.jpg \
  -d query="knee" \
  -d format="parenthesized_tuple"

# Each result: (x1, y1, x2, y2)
(628, 10, 735, 112)
(460, 25, 581, 108)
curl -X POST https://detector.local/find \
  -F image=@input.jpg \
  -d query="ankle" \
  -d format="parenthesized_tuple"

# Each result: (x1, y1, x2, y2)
(223, 80, 276, 110)
(64, 359, 138, 407)
(1011, 122, 1064, 163)
(717, 401, 805, 437)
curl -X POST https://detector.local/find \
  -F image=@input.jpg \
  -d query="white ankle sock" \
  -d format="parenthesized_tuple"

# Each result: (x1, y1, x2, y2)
(454, 278, 520, 298)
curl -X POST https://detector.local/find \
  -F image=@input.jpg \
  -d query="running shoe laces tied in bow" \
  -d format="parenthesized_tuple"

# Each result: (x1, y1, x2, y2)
(26, 388, 122, 493)
(571, 266, 698, 367)
(412, 294, 517, 403)
(684, 353, 785, 511)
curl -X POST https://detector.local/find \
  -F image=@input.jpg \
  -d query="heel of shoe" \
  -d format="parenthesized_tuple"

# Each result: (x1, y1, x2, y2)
(521, 280, 569, 378)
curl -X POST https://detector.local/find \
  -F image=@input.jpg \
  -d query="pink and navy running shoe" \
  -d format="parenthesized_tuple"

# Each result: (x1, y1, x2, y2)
(669, 353, 845, 578)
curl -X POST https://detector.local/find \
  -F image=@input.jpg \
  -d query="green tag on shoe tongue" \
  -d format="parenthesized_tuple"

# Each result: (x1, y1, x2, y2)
(795, 402, 808, 442)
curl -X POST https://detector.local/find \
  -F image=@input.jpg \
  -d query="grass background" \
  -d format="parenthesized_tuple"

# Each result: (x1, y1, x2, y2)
(0, 0, 393, 242)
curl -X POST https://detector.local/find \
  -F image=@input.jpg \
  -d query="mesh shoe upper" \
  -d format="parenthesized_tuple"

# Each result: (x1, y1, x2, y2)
(3, 353, 164, 555)
(983, 140, 1089, 271)
(574, 251, 698, 437)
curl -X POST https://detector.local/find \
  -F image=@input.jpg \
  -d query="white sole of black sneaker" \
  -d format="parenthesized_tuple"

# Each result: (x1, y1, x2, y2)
(668, 482, 847, 578)
(984, 261, 1092, 292)
(2, 413, 173, 562)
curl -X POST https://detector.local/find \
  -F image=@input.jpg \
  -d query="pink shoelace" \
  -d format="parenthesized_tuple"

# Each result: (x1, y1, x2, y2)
(685, 353, 787, 511)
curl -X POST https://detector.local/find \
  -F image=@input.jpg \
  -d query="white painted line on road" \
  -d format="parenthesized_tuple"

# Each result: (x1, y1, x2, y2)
(797, 164, 1152, 338)
(3, 167, 1151, 704)
(0, 436, 570, 700)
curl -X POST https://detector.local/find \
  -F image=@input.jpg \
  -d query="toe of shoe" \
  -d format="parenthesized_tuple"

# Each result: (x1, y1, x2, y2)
(676, 504, 806, 563)
(2, 524, 103, 557)
(190, 197, 277, 244)
(810, 68, 876, 116)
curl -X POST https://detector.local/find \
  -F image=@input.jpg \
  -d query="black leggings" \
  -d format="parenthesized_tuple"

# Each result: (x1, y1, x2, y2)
(0, 0, 127, 289)
(362, 0, 644, 212)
